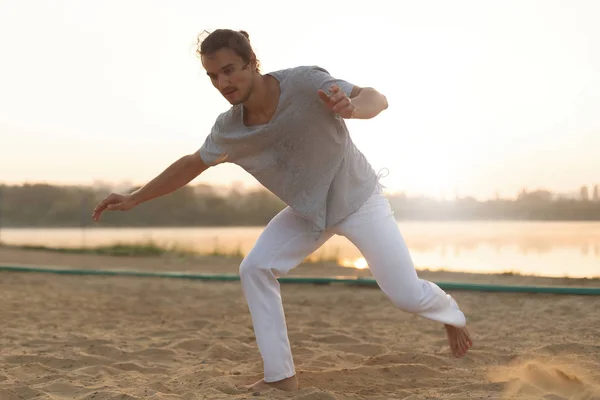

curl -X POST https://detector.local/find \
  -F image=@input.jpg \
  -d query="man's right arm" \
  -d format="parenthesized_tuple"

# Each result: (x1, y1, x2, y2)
(129, 152, 209, 205)
(92, 152, 211, 221)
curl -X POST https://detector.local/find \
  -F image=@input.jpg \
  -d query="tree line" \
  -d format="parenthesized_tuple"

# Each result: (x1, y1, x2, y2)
(1, 183, 600, 228)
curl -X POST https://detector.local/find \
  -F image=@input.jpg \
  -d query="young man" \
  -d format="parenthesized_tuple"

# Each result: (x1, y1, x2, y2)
(92, 29, 472, 391)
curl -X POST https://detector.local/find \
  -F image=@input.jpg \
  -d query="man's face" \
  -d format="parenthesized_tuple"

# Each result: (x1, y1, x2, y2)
(202, 48, 254, 105)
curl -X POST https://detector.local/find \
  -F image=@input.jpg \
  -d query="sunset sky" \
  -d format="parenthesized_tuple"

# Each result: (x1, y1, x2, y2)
(1, 0, 599, 200)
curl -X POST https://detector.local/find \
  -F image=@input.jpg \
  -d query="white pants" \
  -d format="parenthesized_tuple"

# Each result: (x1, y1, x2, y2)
(239, 186, 467, 382)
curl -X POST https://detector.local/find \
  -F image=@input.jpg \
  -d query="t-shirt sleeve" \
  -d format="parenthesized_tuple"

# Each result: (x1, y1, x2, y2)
(197, 119, 228, 167)
(304, 66, 355, 97)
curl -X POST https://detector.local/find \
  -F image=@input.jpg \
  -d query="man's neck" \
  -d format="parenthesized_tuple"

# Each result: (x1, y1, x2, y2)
(243, 74, 277, 118)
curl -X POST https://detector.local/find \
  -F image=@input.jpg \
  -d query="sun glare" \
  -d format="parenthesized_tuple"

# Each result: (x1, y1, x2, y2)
(339, 257, 369, 269)
(353, 258, 369, 270)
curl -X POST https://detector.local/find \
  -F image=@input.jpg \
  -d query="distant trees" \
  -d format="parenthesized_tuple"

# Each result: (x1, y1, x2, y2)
(1, 183, 600, 227)
(0, 183, 286, 227)
(581, 186, 589, 201)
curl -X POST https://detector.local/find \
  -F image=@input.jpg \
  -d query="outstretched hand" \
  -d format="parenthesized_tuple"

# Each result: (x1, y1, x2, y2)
(92, 193, 138, 222)
(317, 85, 355, 119)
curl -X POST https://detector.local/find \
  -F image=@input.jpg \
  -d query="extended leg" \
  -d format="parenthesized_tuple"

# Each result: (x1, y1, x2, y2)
(334, 189, 472, 357)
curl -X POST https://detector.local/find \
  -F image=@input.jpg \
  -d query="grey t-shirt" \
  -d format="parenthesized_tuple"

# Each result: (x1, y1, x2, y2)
(198, 65, 379, 231)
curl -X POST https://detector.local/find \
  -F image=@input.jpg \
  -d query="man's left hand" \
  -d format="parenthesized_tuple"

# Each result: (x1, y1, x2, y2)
(317, 85, 355, 119)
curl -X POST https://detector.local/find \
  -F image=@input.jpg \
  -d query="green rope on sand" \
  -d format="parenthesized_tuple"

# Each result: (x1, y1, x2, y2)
(1, 265, 600, 295)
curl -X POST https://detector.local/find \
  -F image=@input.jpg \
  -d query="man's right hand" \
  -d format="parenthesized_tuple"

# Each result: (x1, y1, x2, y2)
(91, 153, 210, 223)
(92, 193, 138, 222)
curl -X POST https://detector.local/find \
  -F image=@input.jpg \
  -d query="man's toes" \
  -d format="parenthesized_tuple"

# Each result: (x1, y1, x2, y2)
(459, 341, 468, 356)
(455, 342, 466, 357)
(445, 325, 474, 358)
(453, 347, 462, 357)
(458, 329, 472, 356)
(445, 326, 472, 358)
(462, 329, 473, 349)
(449, 333, 463, 356)
(246, 379, 266, 390)
(445, 327, 457, 351)
(455, 342, 465, 357)
(466, 334, 474, 347)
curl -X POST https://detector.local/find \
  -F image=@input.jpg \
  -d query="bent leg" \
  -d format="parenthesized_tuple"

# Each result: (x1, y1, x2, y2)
(334, 189, 472, 355)
(240, 207, 333, 382)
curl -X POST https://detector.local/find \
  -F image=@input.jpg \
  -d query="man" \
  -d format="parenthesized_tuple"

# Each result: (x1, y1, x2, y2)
(92, 29, 472, 391)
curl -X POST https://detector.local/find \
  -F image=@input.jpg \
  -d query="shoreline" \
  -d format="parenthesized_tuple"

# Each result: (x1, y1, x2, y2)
(2, 245, 599, 288)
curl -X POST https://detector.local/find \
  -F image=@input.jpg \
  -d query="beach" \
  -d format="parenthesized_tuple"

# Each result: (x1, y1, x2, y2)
(1, 247, 600, 399)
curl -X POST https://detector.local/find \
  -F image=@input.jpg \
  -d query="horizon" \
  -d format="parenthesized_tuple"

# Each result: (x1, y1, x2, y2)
(1, 178, 598, 202)
(1, 0, 599, 201)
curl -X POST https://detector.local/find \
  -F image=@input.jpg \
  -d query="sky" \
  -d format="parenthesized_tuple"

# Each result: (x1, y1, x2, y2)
(1, 0, 599, 200)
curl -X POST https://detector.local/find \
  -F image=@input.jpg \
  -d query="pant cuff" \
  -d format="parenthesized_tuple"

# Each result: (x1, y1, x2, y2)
(264, 369, 296, 383)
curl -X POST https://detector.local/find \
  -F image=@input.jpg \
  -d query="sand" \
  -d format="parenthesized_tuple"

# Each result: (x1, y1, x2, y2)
(1, 247, 600, 399)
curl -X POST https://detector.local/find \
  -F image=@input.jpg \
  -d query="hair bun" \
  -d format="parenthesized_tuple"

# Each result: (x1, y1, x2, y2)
(238, 30, 250, 41)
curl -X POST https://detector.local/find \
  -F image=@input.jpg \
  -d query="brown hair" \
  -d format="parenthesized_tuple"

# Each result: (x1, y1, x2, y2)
(196, 29, 260, 72)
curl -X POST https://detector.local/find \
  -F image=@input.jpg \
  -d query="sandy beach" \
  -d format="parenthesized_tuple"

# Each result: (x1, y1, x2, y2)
(1, 247, 600, 399)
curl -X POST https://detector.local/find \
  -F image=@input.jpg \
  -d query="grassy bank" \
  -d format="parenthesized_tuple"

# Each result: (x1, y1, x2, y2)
(2, 241, 238, 259)
(0, 240, 341, 264)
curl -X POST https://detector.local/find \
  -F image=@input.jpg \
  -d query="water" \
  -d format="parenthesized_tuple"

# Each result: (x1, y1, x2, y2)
(1, 221, 599, 279)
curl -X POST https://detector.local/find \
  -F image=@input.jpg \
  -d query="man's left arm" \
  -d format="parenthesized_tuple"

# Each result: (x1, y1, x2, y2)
(318, 84, 388, 120)
(348, 85, 388, 119)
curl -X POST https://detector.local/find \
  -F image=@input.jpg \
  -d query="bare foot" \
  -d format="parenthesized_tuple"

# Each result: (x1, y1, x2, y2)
(444, 324, 473, 357)
(246, 375, 299, 392)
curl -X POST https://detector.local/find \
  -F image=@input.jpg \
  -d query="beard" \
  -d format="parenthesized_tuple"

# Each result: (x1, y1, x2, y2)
(229, 80, 254, 105)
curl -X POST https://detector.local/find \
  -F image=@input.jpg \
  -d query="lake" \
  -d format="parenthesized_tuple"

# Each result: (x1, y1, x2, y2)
(1, 221, 599, 279)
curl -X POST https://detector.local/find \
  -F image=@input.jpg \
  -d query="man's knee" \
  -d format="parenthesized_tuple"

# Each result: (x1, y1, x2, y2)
(239, 255, 257, 279)
(239, 252, 268, 280)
